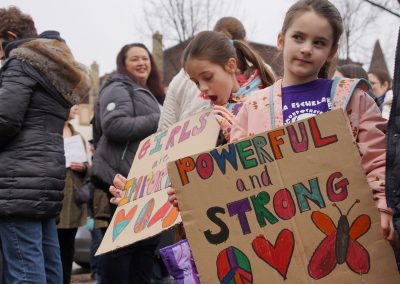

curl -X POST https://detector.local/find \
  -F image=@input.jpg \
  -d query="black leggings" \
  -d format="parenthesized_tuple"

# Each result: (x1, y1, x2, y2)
(100, 236, 160, 284)
(57, 228, 78, 284)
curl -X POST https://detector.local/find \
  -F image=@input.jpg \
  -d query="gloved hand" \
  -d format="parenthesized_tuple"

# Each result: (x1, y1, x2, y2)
(86, 217, 94, 231)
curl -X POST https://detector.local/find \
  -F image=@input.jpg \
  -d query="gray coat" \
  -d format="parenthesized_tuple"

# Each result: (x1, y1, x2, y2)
(91, 74, 160, 187)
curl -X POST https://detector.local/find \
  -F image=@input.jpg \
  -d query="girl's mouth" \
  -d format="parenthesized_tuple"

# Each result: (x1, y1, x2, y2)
(209, 95, 218, 102)
(296, 58, 312, 64)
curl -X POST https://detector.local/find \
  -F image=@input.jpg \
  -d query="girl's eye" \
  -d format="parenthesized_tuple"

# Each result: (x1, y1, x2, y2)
(314, 40, 326, 47)
(192, 80, 200, 88)
(204, 76, 213, 81)
(292, 34, 303, 41)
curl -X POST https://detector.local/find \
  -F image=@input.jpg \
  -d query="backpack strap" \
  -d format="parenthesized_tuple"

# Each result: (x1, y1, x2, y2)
(331, 77, 370, 110)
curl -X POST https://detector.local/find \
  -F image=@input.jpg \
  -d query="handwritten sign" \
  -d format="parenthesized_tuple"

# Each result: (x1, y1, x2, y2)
(96, 109, 220, 255)
(64, 135, 87, 167)
(168, 110, 400, 283)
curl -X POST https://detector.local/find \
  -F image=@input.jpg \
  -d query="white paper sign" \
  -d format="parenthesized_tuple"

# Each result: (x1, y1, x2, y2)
(64, 135, 87, 167)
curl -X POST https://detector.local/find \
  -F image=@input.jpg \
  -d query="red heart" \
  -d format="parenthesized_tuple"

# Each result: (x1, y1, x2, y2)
(112, 205, 137, 241)
(252, 229, 295, 279)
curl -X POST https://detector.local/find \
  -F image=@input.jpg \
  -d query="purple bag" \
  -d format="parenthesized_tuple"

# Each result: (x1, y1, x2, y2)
(159, 239, 199, 284)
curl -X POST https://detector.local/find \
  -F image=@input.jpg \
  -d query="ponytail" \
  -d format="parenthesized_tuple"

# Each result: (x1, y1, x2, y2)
(182, 31, 275, 88)
(233, 40, 275, 87)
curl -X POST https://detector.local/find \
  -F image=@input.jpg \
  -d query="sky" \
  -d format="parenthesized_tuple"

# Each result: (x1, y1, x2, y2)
(2, 0, 399, 77)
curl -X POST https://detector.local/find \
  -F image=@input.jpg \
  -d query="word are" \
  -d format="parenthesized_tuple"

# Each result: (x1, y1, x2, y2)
(119, 168, 170, 206)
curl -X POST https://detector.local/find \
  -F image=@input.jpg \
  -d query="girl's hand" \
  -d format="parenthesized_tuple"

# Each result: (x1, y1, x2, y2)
(109, 174, 126, 205)
(380, 211, 396, 245)
(167, 187, 178, 208)
(70, 162, 86, 172)
(213, 105, 235, 141)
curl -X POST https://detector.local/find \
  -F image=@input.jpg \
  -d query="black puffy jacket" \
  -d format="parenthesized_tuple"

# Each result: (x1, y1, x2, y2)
(91, 74, 160, 188)
(386, 28, 400, 235)
(0, 35, 90, 219)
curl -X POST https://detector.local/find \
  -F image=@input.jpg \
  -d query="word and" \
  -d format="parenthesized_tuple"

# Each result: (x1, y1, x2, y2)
(203, 171, 349, 245)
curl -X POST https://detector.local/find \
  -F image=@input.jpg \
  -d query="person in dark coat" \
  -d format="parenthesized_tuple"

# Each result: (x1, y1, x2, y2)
(0, 6, 90, 283)
(386, 28, 400, 268)
(91, 43, 165, 284)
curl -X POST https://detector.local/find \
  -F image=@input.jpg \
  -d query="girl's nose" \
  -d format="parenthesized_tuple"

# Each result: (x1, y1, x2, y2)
(300, 43, 313, 55)
(199, 82, 208, 93)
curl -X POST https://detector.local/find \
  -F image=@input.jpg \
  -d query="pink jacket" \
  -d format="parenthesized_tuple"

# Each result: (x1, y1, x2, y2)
(231, 78, 390, 213)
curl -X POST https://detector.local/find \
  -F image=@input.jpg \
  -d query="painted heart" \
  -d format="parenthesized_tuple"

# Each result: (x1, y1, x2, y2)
(112, 205, 137, 241)
(252, 229, 295, 280)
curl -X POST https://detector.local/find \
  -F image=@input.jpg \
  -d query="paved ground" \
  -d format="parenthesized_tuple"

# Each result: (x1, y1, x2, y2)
(71, 263, 95, 284)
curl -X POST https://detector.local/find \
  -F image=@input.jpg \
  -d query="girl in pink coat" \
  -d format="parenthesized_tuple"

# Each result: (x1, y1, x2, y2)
(231, 0, 396, 243)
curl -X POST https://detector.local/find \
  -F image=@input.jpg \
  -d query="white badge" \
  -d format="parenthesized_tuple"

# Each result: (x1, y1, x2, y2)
(106, 102, 116, 111)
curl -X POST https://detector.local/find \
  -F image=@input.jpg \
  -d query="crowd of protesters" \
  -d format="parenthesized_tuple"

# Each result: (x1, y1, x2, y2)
(0, 1, 399, 283)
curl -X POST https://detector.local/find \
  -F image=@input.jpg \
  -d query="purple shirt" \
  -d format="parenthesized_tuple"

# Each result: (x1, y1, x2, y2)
(282, 79, 333, 124)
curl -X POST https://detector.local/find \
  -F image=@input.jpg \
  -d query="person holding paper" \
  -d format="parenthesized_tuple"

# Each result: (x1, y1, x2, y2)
(0, 6, 90, 283)
(57, 104, 88, 284)
(230, 0, 395, 242)
(91, 43, 165, 284)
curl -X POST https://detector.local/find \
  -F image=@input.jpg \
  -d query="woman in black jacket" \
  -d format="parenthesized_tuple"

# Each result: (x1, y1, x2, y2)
(0, 7, 90, 284)
(91, 43, 165, 284)
(386, 28, 400, 268)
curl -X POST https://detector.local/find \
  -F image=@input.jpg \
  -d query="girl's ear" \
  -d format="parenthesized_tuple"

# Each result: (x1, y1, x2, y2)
(277, 33, 284, 52)
(224, 58, 237, 74)
(382, 81, 390, 91)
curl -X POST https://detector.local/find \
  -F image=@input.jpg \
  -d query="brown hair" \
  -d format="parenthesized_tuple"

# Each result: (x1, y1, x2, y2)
(369, 69, 392, 90)
(116, 43, 165, 104)
(281, 0, 343, 78)
(182, 31, 275, 88)
(213, 17, 246, 40)
(337, 64, 368, 80)
(0, 6, 37, 40)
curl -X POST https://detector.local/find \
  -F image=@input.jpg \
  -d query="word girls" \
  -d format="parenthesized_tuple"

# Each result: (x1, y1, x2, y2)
(137, 111, 211, 160)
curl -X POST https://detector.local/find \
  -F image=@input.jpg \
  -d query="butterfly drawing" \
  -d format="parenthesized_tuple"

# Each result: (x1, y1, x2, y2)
(308, 200, 371, 279)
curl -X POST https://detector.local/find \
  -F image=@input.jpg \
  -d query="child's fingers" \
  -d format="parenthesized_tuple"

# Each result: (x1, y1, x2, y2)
(167, 187, 175, 196)
(113, 174, 127, 190)
(387, 221, 397, 242)
(380, 212, 395, 240)
(110, 197, 122, 205)
(109, 185, 123, 198)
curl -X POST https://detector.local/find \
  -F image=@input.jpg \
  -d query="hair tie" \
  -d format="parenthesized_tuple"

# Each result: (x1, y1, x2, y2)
(229, 39, 234, 46)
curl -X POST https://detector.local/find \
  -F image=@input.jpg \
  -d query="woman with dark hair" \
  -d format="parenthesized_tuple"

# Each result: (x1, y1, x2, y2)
(91, 43, 164, 284)
(335, 64, 369, 80)
(368, 69, 393, 119)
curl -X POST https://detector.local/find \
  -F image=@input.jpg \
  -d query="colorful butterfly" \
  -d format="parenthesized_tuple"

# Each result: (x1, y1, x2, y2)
(308, 200, 371, 279)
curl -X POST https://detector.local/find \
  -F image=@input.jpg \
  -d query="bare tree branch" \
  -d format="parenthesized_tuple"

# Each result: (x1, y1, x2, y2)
(142, 0, 227, 45)
(363, 0, 400, 17)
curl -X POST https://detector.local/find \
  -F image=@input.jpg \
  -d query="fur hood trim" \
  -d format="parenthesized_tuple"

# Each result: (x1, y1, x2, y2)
(10, 39, 91, 104)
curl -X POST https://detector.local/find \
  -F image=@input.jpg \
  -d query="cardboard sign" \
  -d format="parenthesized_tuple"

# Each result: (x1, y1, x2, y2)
(168, 110, 400, 283)
(96, 109, 220, 255)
